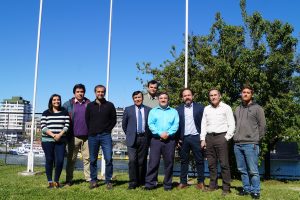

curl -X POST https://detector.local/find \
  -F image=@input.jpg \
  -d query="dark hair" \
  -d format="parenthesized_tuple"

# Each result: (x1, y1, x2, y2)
(208, 87, 221, 96)
(132, 91, 143, 99)
(73, 83, 86, 94)
(180, 88, 193, 98)
(94, 85, 106, 93)
(158, 91, 169, 99)
(48, 94, 62, 113)
(242, 84, 254, 94)
(147, 80, 158, 88)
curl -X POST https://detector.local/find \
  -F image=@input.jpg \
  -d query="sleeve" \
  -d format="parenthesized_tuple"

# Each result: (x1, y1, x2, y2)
(148, 109, 160, 136)
(122, 107, 128, 134)
(85, 104, 90, 129)
(108, 103, 117, 131)
(167, 110, 179, 136)
(257, 106, 266, 140)
(200, 108, 207, 141)
(63, 110, 70, 133)
(225, 106, 235, 141)
(41, 111, 48, 133)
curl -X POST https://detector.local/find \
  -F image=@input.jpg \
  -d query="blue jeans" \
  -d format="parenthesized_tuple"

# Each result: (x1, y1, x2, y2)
(88, 132, 113, 183)
(42, 141, 66, 182)
(234, 144, 260, 194)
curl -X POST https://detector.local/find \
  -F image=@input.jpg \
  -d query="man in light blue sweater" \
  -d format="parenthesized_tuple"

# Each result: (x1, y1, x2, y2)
(144, 92, 179, 191)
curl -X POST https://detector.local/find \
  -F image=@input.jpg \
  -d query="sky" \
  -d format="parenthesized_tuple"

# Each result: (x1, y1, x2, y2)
(0, 0, 299, 113)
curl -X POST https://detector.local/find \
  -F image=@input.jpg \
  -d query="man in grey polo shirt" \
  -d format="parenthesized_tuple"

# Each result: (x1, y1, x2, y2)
(143, 80, 159, 108)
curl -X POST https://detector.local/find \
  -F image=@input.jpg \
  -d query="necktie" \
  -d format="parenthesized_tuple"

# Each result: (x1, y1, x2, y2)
(138, 107, 143, 133)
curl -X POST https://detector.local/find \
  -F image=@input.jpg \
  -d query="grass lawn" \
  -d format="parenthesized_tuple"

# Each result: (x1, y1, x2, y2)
(0, 163, 299, 200)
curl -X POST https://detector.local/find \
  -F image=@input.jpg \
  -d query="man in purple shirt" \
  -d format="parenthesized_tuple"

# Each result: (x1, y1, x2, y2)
(63, 84, 91, 186)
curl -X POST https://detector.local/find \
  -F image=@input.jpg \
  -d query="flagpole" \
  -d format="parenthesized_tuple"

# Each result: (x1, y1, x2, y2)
(102, 0, 113, 177)
(26, 0, 43, 174)
(184, 0, 189, 88)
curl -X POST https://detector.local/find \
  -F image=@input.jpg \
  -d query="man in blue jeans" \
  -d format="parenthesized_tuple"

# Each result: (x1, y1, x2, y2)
(233, 84, 266, 199)
(85, 85, 116, 190)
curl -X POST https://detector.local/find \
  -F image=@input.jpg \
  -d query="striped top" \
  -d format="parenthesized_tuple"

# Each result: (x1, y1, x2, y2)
(41, 109, 70, 142)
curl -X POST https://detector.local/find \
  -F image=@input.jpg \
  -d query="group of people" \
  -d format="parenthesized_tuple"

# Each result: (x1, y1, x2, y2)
(40, 80, 266, 199)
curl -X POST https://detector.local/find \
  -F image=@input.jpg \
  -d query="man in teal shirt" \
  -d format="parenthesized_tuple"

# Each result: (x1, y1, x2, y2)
(144, 92, 179, 191)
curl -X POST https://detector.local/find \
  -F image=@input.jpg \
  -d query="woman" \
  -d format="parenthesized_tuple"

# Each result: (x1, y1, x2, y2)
(41, 94, 70, 188)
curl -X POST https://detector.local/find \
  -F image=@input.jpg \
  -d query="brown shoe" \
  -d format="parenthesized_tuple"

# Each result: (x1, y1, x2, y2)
(106, 183, 113, 190)
(53, 182, 62, 188)
(177, 183, 188, 189)
(47, 182, 54, 189)
(195, 183, 206, 191)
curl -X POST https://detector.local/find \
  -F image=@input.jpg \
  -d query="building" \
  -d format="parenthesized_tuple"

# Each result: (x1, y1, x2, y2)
(0, 97, 32, 142)
(111, 107, 126, 142)
(25, 116, 41, 136)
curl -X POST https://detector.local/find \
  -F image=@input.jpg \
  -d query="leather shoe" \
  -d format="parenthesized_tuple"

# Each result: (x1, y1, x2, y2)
(164, 188, 172, 191)
(106, 183, 113, 190)
(195, 183, 206, 191)
(47, 182, 54, 189)
(89, 181, 98, 189)
(177, 183, 188, 189)
(144, 186, 155, 190)
(222, 190, 231, 196)
(54, 182, 62, 188)
(127, 185, 136, 190)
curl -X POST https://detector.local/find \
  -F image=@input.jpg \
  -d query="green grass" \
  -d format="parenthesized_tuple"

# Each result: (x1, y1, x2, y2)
(0, 164, 299, 200)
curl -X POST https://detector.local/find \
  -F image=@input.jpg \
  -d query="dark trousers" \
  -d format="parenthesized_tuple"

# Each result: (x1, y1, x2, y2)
(42, 141, 66, 182)
(127, 135, 149, 187)
(179, 134, 204, 184)
(145, 138, 175, 189)
(88, 132, 113, 183)
(206, 133, 231, 191)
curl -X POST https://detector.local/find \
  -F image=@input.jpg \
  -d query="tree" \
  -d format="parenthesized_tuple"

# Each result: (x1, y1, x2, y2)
(137, 0, 300, 178)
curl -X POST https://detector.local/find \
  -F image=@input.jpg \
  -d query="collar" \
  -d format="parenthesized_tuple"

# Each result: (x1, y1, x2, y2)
(184, 102, 193, 108)
(74, 98, 85, 104)
(135, 104, 144, 109)
(147, 93, 157, 100)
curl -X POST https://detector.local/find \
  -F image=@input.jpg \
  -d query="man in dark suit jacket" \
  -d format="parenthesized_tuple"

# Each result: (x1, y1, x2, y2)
(176, 88, 206, 190)
(122, 91, 151, 189)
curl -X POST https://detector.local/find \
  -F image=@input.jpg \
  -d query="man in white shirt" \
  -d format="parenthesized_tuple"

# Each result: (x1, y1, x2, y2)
(200, 88, 235, 196)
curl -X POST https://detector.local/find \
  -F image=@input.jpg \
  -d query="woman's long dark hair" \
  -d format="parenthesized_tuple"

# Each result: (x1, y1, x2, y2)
(48, 94, 62, 113)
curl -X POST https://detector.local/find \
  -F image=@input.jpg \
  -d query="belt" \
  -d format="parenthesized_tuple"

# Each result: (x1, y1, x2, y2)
(137, 132, 146, 137)
(207, 132, 226, 136)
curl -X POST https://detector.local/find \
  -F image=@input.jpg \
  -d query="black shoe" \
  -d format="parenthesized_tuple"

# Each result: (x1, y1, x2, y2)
(164, 188, 172, 191)
(106, 183, 113, 190)
(222, 190, 231, 196)
(238, 189, 250, 196)
(251, 193, 260, 199)
(144, 186, 155, 190)
(89, 181, 98, 189)
(127, 185, 136, 190)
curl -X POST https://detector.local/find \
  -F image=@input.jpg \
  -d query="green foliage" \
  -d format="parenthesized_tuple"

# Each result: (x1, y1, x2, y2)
(136, 0, 300, 153)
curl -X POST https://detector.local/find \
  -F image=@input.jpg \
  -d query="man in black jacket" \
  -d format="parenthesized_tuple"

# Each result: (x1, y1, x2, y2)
(176, 88, 205, 191)
(85, 85, 116, 190)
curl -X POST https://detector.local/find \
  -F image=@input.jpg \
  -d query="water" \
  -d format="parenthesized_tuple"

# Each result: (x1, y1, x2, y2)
(1, 154, 300, 179)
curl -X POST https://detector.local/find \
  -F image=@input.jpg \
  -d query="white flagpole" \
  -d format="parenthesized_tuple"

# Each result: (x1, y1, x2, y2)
(184, 0, 189, 88)
(101, 0, 113, 177)
(27, 0, 43, 173)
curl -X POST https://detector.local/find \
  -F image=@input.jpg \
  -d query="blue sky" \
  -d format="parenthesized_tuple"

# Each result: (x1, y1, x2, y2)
(0, 0, 299, 112)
